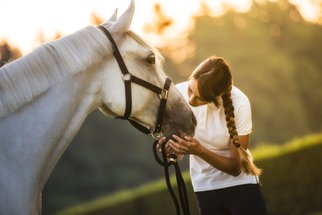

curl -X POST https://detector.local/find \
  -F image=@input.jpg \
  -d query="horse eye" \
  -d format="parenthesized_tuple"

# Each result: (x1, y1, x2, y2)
(146, 54, 155, 65)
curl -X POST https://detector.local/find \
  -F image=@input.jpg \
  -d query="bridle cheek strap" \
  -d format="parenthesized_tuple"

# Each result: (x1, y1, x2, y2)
(98, 25, 132, 119)
(154, 77, 171, 133)
(98, 25, 171, 137)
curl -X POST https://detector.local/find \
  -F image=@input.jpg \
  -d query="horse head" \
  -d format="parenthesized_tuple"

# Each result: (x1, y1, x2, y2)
(98, 0, 196, 139)
(0, 1, 196, 213)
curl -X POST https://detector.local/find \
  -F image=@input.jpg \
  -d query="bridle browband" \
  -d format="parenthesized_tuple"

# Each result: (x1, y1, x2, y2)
(98, 25, 171, 139)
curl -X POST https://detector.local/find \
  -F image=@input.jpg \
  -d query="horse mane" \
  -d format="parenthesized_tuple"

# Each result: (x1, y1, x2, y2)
(0, 26, 108, 118)
(0, 23, 164, 118)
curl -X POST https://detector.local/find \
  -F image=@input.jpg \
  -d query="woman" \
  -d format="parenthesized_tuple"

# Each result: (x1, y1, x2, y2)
(160, 56, 267, 215)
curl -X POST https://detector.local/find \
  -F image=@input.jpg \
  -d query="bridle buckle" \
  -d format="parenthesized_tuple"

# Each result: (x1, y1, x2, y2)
(122, 73, 131, 82)
(150, 127, 163, 140)
(159, 89, 168, 100)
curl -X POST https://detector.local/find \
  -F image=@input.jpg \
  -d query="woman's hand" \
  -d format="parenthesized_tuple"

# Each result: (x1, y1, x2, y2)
(168, 135, 203, 155)
(157, 137, 171, 155)
(157, 136, 184, 161)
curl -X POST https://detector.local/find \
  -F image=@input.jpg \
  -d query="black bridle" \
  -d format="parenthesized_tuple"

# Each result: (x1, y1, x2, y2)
(98, 25, 190, 215)
(98, 25, 171, 139)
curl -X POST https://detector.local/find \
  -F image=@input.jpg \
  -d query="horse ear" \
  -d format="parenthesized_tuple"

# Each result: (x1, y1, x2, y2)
(111, 0, 135, 33)
(107, 8, 118, 23)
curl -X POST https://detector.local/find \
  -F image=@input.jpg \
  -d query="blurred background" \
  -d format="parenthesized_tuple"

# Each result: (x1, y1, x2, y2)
(1, 0, 321, 214)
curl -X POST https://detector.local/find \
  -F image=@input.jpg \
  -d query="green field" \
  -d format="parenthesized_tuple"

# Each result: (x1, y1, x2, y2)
(55, 133, 322, 215)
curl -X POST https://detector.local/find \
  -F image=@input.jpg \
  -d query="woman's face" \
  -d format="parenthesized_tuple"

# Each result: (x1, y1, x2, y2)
(187, 78, 208, 107)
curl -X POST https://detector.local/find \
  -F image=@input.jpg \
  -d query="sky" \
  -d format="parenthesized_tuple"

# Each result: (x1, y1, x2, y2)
(0, 0, 320, 54)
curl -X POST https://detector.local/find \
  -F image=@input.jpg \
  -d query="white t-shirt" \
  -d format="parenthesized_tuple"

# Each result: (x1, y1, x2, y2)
(176, 81, 258, 192)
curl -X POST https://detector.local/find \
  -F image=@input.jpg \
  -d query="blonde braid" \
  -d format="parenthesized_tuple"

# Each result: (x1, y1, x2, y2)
(222, 91, 262, 176)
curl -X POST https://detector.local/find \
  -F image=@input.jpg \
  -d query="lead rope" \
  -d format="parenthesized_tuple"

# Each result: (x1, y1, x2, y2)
(153, 140, 191, 215)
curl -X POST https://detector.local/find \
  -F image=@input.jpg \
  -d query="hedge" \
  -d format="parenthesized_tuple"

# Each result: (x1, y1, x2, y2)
(56, 133, 322, 215)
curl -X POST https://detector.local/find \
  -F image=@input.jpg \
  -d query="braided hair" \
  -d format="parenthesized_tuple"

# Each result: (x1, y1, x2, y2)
(191, 56, 261, 176)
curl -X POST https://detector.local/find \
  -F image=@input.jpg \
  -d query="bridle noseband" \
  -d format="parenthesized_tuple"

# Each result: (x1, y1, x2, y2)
(98, 25, 171, 139)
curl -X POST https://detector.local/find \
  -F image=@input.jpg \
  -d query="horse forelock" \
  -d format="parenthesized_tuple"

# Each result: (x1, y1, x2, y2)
(0, 26, 108, 118)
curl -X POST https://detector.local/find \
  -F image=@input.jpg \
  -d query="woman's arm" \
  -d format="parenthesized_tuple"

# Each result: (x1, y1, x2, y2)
(169, 135, 250, 176)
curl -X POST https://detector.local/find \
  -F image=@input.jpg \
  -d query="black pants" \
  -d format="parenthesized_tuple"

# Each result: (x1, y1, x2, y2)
(195, 184, 267, 215)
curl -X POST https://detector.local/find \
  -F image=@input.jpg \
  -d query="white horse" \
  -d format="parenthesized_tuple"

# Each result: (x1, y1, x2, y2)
(0, 1, 196, 214)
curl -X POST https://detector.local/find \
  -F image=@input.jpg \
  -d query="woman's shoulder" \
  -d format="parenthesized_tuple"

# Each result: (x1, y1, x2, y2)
(231, 86, 250, 105)
(175, 81, 188, 89)
(175, 81, 189, 96)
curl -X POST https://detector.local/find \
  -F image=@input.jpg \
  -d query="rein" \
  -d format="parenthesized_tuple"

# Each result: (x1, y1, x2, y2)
(153, 140, 191, 215)
(98, 25, 190, 215)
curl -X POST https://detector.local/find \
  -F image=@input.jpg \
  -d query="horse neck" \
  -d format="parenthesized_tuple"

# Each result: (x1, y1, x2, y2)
(0, 25, 109, 118)
(0, 68, 102, 208)
(0, 25, 114, 214)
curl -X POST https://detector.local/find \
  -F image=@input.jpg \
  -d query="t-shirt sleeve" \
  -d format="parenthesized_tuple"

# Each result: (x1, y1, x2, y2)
(175, 82, 189, 101)
(234, 97, 252, 135)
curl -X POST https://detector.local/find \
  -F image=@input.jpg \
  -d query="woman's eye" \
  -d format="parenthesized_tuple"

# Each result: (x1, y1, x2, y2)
(146, 54, 155, 65)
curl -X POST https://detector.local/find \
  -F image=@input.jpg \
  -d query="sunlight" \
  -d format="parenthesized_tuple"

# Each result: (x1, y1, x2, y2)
(289, 0, 321, 22)
(0, 0, 127, 54)
(0, 0, 320, 54)
(219, 0, 253, 12)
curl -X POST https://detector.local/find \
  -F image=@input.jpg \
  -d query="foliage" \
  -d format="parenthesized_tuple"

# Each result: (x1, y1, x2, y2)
(0, 42, 21, 66)
(163, 0, 322, 144)
(55, 133, 322, 215)
(257, 134, 322, 214)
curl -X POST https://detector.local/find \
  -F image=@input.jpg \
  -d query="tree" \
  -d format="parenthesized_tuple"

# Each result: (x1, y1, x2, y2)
(0, 41, 21, 66)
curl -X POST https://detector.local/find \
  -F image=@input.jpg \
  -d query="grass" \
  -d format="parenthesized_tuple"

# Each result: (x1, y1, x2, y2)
(55, 180, 166, 215)
(55, 170, 192, 215)
(55, 133, 322, 215)
(252, 133, 322, 160)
